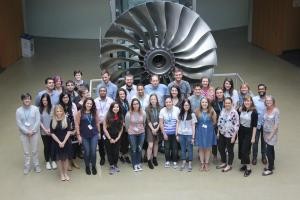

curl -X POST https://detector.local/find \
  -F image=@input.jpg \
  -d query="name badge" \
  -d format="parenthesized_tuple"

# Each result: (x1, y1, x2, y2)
(24, 122, 31, 127)
(153, 122, 158, 126)
(202, 124, 207, 129)
(88, 124, 93, 130)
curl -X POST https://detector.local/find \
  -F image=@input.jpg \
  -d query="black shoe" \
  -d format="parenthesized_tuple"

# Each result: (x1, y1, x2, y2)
(153, 157, 158, 166)
(119, 156, 125, 163)
(92, 167, 97, 175)
(252, 158, 257, 165)
(125, 156, 131, 164)
(85, 167, 91, 175)
(143, 155, 148, 163)
(262, 157, 267, 165)
(240, 165, 247, 171)
(100, 158, 105, 166)
(148, 160, 154, 169)
(244, 169, 252, 177)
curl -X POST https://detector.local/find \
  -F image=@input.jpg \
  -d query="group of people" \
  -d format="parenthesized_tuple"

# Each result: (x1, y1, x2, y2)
(16, 68, 280, 181)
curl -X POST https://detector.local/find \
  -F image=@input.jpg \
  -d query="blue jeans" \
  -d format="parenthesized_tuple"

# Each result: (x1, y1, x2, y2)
(128, 133, 145, 166)
(179, 135, 193, 161)
(252, 128, 266, 160)
(82, 134, 98, 167)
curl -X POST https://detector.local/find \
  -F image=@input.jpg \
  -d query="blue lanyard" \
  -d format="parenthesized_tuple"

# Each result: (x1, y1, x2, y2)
(86, 113, 92, 125)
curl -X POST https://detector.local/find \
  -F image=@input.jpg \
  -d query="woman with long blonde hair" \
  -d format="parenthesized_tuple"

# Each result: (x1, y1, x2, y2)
(50, 105, 73, 181)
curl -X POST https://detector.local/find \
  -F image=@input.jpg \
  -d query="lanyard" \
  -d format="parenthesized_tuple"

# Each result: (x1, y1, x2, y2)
(99, 98, 107, 112)
(23, 108, 31, 122)
(86, 113, 92, 125)
(217, 101, 223, 112)
(152, 108, 158, 121)
(167, 109, 173, 121)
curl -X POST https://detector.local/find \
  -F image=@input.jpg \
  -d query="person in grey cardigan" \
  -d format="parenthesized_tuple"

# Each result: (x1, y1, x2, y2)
(16, 93, 41, 175)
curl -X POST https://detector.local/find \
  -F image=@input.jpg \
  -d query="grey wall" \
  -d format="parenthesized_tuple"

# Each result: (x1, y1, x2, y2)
(24, 0, 249, 39)
(197, 0, 249, 31)
(24, 0, 111, 39)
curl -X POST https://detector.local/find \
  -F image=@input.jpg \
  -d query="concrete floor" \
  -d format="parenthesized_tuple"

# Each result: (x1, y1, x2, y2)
(1, 27, 299, 200)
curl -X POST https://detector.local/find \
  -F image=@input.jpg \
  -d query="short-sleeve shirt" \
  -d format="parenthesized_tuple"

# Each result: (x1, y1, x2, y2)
(177, 113, 197, 135)
(159, 106, 180, 135)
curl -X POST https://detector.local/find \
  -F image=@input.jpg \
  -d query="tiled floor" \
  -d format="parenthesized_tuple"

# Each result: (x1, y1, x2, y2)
(1, 27, 299, 200)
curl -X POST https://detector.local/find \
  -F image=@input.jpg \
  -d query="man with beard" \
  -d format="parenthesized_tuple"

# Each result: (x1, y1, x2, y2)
(121, 74, 137, 103)
(145, 75, 168, 108)
(94, 86, 114, 166)
(252, 84, 268, 165)
(167, 68, 191, 99)
(65, 80, 79, 103)
(132, 84, 149, 111)
(35, 77, 60, 106)
(96, 70, 118, 100)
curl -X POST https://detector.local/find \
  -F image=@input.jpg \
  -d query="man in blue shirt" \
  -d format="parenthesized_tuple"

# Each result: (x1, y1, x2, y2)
(96, 70, 118, 100)
(145, 75, 168, 107)
(252, 83, 267, 165)
(35, 77, 60, 106)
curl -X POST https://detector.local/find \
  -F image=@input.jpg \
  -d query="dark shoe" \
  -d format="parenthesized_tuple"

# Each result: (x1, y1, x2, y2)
(244, 169, 252, 177)
(262, 157, 267, 165)
(148, 160, 154, 169)
(240, 165, 246, 171)
(119, 156, 125, 163)
(143, 155, 148, 163)
(216, 164, 227, 169)
(262, 170, 273, 176)
(252, 159, 257, 165)
(125, 156, 131, 164)
(85, 167, 91, 175)
(92, 167, 97, 175)
(153, 157, 158, 166)
(222, 166, 232, 172)
(100, 158, 105, 166)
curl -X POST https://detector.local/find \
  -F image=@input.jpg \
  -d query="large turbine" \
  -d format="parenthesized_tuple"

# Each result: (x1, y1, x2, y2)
(101, 1, 217, 83)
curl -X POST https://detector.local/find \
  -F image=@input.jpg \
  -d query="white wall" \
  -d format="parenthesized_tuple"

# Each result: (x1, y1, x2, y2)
(24, 0, 249, 39)
(196, 0, 249, 31)
(24, 0, 111, 39)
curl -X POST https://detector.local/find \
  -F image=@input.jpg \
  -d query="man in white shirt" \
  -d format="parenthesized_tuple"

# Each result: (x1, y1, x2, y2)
(94, 86, 114, 165)
(121, 73, 137, 103)
(132, 84, 149, 110)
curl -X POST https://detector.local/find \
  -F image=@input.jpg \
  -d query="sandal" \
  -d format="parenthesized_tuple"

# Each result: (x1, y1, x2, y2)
(204, 163, 209, 171)
(222, 166, 232, 172)
(200, 163, 205, 171)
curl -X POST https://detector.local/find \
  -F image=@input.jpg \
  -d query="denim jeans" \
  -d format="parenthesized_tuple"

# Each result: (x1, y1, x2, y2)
(179, 135, 193, 161)
(82, 134, 98, 168)
(252, 128, 266, 160)
(128, 133, 145, 166)
(164, 134, 178, 162)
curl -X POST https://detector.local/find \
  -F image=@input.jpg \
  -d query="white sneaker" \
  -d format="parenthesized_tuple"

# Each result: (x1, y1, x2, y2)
(137, 164, 143, 171)
(173, 162, 177, 169)
(133, 165, 139, 172)
(51, 161, 57, 169)
(164, 161, 170, 168)
(46, 162, 52, 170)
(23, 168, 30, 175)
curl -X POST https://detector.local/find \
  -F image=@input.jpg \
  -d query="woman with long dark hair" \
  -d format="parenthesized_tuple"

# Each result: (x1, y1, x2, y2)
(59, 92, 79, 170)
(176, 99, 196, 172)
(103, 102, 124, 175)
(223, 78, 239, 109)
(145, 94, 161, 169)
(170, 85, 183, 109)
(125, 98, 146, 172)
(75, 97, 99, 175)
(39, 93, 57, 170)
(115, 88, 131, 164)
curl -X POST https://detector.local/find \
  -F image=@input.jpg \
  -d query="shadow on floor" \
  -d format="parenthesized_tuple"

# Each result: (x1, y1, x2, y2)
(279, 49, 300, 67)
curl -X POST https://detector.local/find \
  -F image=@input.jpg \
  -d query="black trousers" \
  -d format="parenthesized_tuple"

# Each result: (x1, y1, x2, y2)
(212, 126, 219, 157)
(105, 140, 120, 166)
(165, 134, 178, 162)
(41, 135, 54, 162)
(98, 124, 106, 160)
(266, 144, 275, 170)
(120, 129, 129, 155)
(218, 134, 235, 165)
(238, 126, 252, 165)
